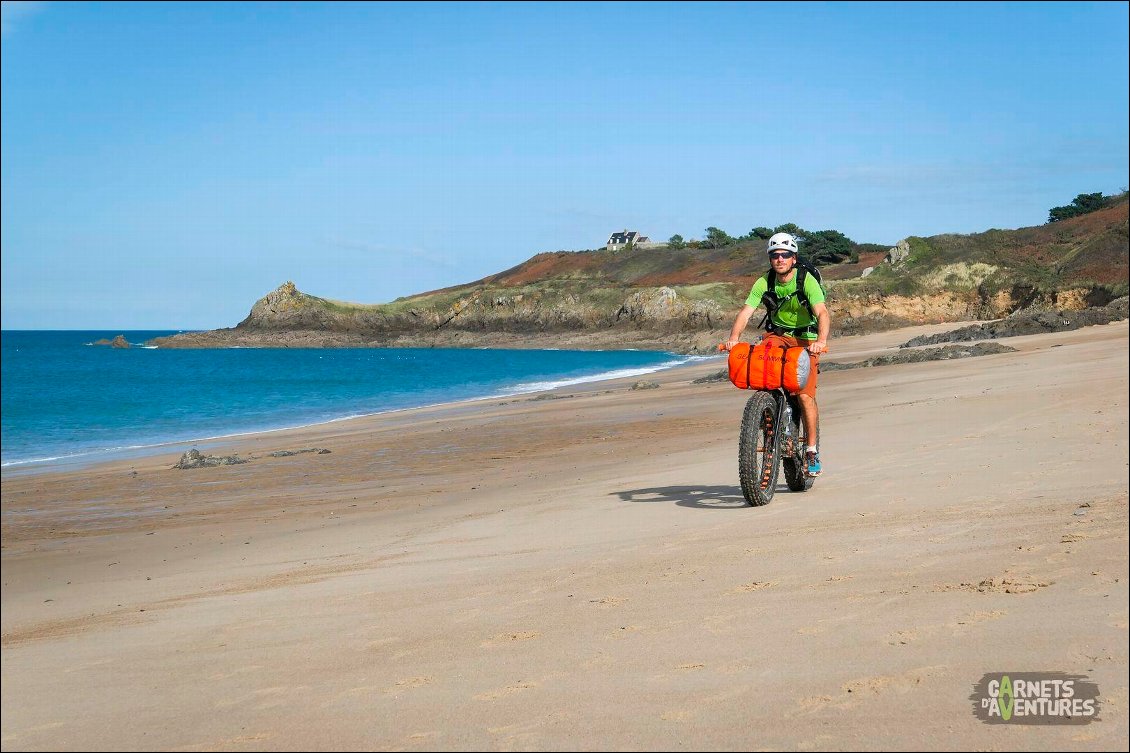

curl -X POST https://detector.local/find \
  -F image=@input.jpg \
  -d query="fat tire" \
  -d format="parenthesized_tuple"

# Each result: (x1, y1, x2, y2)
(738, 391, 781, 506)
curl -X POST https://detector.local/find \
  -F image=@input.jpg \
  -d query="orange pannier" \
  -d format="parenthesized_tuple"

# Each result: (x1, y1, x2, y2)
(727, 336, 812, 393)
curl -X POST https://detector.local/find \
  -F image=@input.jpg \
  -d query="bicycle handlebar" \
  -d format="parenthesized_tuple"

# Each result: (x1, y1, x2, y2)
(717, 341, 829, 353)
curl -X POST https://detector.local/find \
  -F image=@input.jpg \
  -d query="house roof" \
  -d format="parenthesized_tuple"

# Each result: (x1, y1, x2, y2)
(607, 230, 642, 244)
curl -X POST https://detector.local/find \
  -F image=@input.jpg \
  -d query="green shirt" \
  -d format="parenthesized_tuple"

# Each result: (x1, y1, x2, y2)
(745, 271, 825, 338)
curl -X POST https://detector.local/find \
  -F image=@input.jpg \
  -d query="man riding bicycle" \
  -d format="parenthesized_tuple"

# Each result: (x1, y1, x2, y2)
(723, 232, 830, 477)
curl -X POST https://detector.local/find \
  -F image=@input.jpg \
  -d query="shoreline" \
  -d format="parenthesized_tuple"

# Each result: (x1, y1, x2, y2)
(0, 349, 715, 475)
(1, 319, 996, 476)
(11, 304, 1124, 473)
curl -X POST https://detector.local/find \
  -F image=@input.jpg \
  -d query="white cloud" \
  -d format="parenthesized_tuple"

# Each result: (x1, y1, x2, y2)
(1, 1, 44, 38)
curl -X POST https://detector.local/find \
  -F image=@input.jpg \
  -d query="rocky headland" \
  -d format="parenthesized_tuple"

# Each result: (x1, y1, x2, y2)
(148, 198, 1129, 355)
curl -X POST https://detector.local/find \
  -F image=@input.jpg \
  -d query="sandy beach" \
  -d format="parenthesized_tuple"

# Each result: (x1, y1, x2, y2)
(2, 320, 1127, 751)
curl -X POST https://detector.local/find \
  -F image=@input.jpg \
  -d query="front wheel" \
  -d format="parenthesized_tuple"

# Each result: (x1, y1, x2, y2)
(738, 391, 781, 506)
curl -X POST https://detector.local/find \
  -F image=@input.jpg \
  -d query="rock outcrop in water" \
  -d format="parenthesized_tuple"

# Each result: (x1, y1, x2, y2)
(90, 335, 131, 348)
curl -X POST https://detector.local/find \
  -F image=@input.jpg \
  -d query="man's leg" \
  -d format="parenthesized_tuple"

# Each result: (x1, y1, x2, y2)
(797, 393, 819, 448)
(796, 352, 821, 476)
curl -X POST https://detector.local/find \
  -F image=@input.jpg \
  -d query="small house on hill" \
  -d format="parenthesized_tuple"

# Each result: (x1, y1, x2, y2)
(606, 230, 651, 250)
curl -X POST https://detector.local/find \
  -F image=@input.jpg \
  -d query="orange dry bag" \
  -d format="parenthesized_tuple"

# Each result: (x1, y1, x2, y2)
(727, 336, 811, 393)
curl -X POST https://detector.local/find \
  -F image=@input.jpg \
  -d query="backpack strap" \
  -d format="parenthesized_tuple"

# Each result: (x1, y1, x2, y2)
(794, 266, 814, 317)
(754, 271, 776, 330)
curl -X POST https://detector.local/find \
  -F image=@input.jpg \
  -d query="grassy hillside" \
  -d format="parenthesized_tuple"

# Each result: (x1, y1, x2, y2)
(871, 198, 1127, 298)
(187, 192, 1126, 351)
(399, 193, 1128, 311)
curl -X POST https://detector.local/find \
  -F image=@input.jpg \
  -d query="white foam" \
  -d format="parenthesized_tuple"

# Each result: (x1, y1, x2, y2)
(502, 355, 711, 395)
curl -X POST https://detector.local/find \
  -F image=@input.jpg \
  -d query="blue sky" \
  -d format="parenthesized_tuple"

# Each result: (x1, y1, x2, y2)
(2, 1, 1127, 329)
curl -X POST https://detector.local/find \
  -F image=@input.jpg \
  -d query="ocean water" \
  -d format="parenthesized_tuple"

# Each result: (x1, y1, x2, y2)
(1, 331, 706, 470)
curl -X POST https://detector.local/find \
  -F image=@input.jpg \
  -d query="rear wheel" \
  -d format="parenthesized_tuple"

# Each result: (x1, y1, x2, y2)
(738, 391, 781, 506)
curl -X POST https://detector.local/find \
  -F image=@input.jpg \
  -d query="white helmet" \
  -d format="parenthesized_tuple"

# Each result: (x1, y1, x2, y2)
(766, 232, 798, 255)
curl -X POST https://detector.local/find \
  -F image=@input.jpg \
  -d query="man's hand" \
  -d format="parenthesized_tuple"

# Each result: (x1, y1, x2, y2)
(722, 339, 739, 351)
(807, 340, 828, 355)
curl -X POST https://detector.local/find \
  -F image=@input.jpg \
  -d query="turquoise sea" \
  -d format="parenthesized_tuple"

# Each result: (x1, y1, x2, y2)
(0, 331, 707, 470)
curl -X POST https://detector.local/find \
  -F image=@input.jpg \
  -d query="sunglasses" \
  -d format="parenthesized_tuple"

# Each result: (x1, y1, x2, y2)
(768, 252, 796, 260)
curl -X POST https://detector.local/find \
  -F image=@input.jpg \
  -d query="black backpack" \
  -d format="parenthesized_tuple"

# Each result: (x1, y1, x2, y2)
(756, 256, 824, 336)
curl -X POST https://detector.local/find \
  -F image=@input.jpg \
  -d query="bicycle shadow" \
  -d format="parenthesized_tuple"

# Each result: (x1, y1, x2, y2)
(612, 485, 786, 510)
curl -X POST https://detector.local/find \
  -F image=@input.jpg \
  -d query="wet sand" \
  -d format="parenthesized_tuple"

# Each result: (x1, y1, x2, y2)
(2, 321, 1127, 751)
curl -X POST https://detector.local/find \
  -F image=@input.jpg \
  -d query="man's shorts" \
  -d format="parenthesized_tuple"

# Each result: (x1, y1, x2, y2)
(773, 335, 819, 399)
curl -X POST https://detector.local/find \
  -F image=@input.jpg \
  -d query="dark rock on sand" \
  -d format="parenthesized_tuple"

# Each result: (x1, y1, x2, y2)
(900, 297, 1128, 348)
(173, 449, 248, 469)
(822, 342, 1017, 371)
(268, 448, 331, 457)
(692, 369, 729, 384)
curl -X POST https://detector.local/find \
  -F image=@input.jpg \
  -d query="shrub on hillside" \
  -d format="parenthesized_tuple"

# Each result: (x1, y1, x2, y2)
(1047, 191, 1121, 223)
